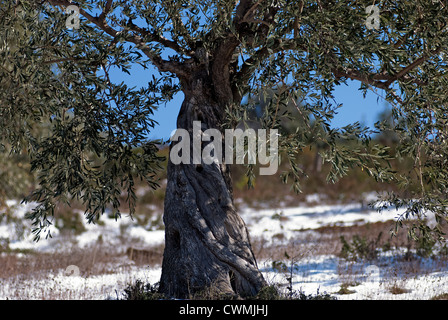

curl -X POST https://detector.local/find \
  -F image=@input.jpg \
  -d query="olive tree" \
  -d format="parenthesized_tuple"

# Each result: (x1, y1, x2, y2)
(1, 0, 448, 298)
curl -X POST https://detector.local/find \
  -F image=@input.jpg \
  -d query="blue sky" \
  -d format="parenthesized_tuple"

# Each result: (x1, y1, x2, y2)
(79, 5, 393, 142)
(110, 64, 391, 141)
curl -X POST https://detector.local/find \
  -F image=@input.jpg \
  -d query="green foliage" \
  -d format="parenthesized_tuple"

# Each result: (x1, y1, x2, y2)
(406, 223, 440, 258)
(54, 209, 87, 235)
(0, 151, 35, 205)
(122, 280, 166, 300)
(0, 1, 166, 240)
(415, 235, 437, 258)
(339, 234, 383, 261)
(1, 0, 448, 243)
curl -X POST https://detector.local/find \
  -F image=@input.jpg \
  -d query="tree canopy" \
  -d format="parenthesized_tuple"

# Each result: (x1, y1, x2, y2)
(1, 0, 448, 243)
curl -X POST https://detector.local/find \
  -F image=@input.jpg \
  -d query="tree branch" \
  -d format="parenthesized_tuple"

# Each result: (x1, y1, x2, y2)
(333, 68, 390, 90)
(42, 57, 88, 64)
(98, 0, 113, 23)
(333, 44, 439, 91)
(160, 1, 195, 50)
(235, 36, 432, 106)
(234, 38, 303, 90)
(234, 0, 257, 25)
(384, 47, 442, 87)
(126, 20, 190, 56)
(210, 1, 283, 104)
(211, 35, 241, 105)
(208, 0, 267, 105)
(45, 0, 188, 77)
(240, 0, 262, 23)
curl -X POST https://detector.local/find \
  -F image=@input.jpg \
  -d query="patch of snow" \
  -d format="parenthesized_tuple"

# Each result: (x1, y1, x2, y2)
(128, 227, 165, 246)
(0, 265, 162, 300)
(241, 203, 404, 244)
(1, 196, 447, 300)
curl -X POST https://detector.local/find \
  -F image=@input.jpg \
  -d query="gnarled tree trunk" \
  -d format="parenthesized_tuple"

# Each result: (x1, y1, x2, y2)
(159, 74, 266, 298)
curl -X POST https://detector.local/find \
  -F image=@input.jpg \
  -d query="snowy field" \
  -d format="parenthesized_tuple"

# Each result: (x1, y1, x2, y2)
(0, 194, 447, 300)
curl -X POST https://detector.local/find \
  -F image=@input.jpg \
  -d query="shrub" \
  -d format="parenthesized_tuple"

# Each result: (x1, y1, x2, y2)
(293, 289, 337, 300)
(415, 235, 437, 258)
(431, 293, 448, 300)
(122, 280, 166, 300)
(339, 234, 382, 261)
(121, 281, 337, 300)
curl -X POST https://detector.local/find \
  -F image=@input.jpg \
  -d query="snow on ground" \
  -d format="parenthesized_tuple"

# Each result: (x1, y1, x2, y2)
(243, 202, 400, 243)
(0, 195, 447, 300)
(258, 253, 448, 300)
(2, 199, 165, 253)
(0, 265, 162, 300)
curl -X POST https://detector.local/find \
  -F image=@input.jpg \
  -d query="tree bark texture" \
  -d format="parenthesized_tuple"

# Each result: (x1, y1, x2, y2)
(159, 74, 266, 298)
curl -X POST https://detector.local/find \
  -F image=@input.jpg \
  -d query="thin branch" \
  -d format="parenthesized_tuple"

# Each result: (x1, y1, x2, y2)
(160, 1, 195, 49)
(45, 0, 188, 77)
(235, 34, 432, 107)
(101, 62, 121, 111)
(389, 90, 404, 105)
(235, 38, 303, 88)
(42, 57, 88, 64)
(241, 18, 271, 27)
(241, 0, 262, 23)
(235, 0, 256, 25)
(294, 1, 304, 39)
(385, 47, 442, 87)
(126, 20, 189, 56)
(333, 55, 432, 92)
(393, 28, 418, 50)
(98, 0, 113, 23)
(333, 68, 390, 90)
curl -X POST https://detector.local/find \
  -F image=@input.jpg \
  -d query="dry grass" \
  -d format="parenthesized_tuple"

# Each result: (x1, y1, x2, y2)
(388, 284, 412, 295)
(1, 219, 447, 300)
(431, 293, 448, 300)
(0, 242, 165, 299)
(2, 141, 446, 299)
(1, 246, 115, 278)
(251, 218, 448, 300)
(125, 246, 164, 266)
(252, 220, 407, 261)
(0, 242, 165, 278)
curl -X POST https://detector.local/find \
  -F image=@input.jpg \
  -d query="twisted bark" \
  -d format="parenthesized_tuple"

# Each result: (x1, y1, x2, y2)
(159, 76, 266, 298)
